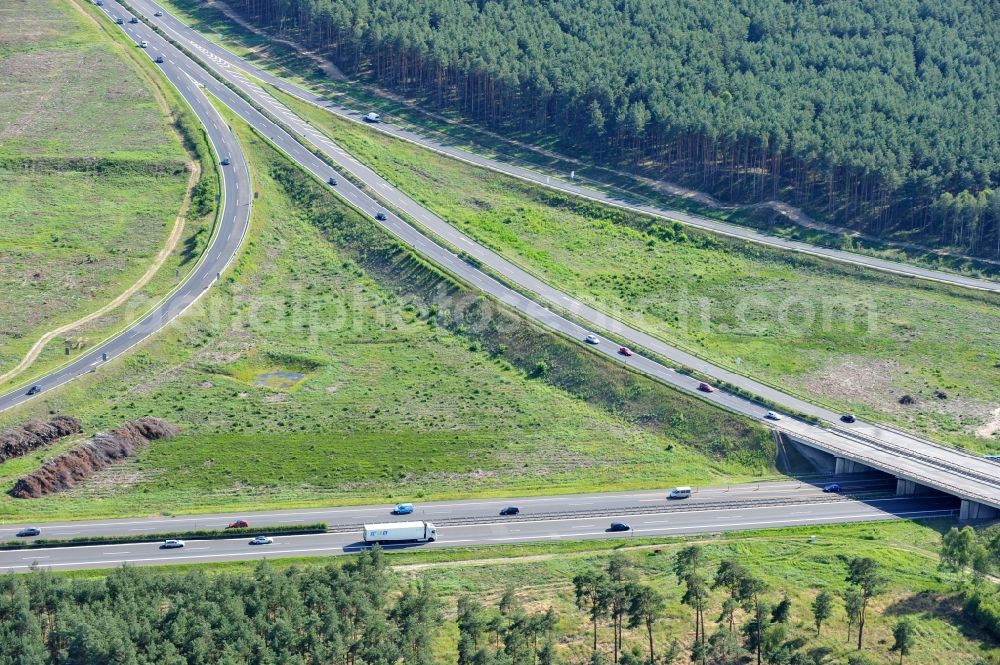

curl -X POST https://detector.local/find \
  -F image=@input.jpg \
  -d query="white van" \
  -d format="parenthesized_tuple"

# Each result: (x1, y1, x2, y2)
(668, 487, 692, 499)
(363, 112, 381, 123)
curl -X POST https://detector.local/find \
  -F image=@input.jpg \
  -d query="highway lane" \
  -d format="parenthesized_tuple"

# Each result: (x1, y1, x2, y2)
(128, 0, 999, 294)
(0, 477, 897, 541)
(0, 9, 252, 414)
(1, 496, 956, 572)
(102, 0, 1000, 509)
(33, 0, 998, 510)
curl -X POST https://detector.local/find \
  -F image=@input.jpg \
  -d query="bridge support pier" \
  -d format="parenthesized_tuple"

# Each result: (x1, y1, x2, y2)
(960, 500, 999, 522)
(835, 457, 873, 474)
(895, 479, 936, 496)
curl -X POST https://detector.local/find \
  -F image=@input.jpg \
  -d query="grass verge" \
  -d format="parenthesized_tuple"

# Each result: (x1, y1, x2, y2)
(269, 85, 1000, 453)
(0, 0, 218, 385)
(0, 101, 773, 523)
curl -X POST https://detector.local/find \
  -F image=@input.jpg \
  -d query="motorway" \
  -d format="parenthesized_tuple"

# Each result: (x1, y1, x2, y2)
(0, 477, 896, 541)
(0, 0, 996, 517)
(0, 479, 957, 571)
(106, 0, 1000, 509)
(123, 0, 1000, 294)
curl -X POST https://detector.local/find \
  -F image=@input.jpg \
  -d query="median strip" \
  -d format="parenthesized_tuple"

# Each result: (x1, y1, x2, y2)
(1, 523, 327, 551)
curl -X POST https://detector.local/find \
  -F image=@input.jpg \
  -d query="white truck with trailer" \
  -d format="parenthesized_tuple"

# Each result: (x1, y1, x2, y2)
(363, 521, 437, 543)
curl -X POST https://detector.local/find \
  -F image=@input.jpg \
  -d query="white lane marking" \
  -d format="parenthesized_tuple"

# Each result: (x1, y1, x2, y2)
(0, 507, 953, 571)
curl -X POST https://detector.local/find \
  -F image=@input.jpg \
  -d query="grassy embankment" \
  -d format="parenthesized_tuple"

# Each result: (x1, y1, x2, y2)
(56, 520, 1000, 664)
(152, 0, 1000, 282)
(0, 104, 773, 523)
(0, 0, 217, 387)
(267, 87, 1000, 454)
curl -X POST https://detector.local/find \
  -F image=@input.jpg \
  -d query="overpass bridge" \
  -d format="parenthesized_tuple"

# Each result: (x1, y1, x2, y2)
(780, 421, 999, 521)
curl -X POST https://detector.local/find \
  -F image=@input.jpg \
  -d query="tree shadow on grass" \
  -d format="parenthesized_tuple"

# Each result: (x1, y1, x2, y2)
(883, 589, 995, 645)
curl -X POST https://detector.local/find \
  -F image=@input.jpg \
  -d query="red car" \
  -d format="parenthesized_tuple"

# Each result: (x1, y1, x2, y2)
(698, 382, 715, 393)
(618, 347, 634, 357)
(226, 520, 249, 529)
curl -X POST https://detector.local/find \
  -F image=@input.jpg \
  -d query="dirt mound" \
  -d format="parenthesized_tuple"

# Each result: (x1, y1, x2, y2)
(0, 416, 82, 463)
(9, 417, 177, 499)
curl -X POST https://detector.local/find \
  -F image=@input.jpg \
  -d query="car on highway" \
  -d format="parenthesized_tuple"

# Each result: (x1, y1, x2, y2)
(363, 112, 381, 123)
(607, 522, 631, 532)
(585, 334, 600, 345)
(764, 411, 783, 421)
(221, 157, 231, 166)
(392, 503, 414, 515)
(95, 0, 103, 5)
(114, 17, 124, 24)
(327, 176, 338, 186)
(226, 520, 249, 529)
(618, 346, 633, 356)
(499, 506, 520, 516)
(823, 483, 842, 493)
(139, 41, 148, 48)
(375, 211, 387, 221)
(15, 527, 41, 538)
(160, 539, 185, 549)
(840, 414, 856, 423)
(26, 385, 41, 395)
(668, 487, 692, 499)
(129, 16, 138, 23)
(154, 10, 163, 16)
(155, 55, 164, 63)
(698, 382, 715, 393)
(249, 536, 273, 545)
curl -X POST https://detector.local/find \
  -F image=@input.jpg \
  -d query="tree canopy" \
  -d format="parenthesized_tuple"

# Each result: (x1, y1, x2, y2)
(233, 0, 1000, 257)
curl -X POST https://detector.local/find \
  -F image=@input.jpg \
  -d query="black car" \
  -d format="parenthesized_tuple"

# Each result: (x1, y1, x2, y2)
(327, 176, 338, 186)
(155, 55, 164, 64)
(221, 157, 231, 166)
(129, 16, 138, 23)
(840, 414, 856, 423)
(16, 527, 41, 538)
(607, 522, 631, 532)
(26, 385, 41, 395)
(375, 211, 387, 221)
(499, 506, 520, 516)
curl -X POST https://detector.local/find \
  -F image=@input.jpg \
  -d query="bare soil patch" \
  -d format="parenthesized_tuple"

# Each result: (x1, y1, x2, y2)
(9, 417, 178, 498)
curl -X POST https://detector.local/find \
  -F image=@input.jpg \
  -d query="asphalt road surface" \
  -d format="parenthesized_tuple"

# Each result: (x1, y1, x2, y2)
(126, 0, 1000, 294)
(0, 8, 252, 414)
(1, 477, 897, 541)
(1, 0, 995, 511)
(2, 494, 956, 572)
(110, 0, 1000, 509)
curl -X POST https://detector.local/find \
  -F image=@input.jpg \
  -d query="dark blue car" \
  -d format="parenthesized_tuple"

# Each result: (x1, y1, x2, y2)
(823, 483, 842, 493)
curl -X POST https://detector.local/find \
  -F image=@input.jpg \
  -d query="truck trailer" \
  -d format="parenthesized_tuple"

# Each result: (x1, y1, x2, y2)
(362, 521, 437, 543)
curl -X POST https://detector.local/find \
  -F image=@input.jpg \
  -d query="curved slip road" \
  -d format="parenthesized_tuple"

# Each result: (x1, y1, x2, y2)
(0, 8, 252, 415)
(99, 0, 1000, 511)
(124, 0, 1000, 294)
(0, 0, 992, 513)
(1, 493, 956, 572)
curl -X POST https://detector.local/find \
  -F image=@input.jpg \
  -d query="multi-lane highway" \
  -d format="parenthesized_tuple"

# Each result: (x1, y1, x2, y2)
(90, 0, 1000, 511)
(1, 479, 957, 571)
(1, 0, 996, 518)
(0, 477, 894, 542)
(119, 0, 1000, 295)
